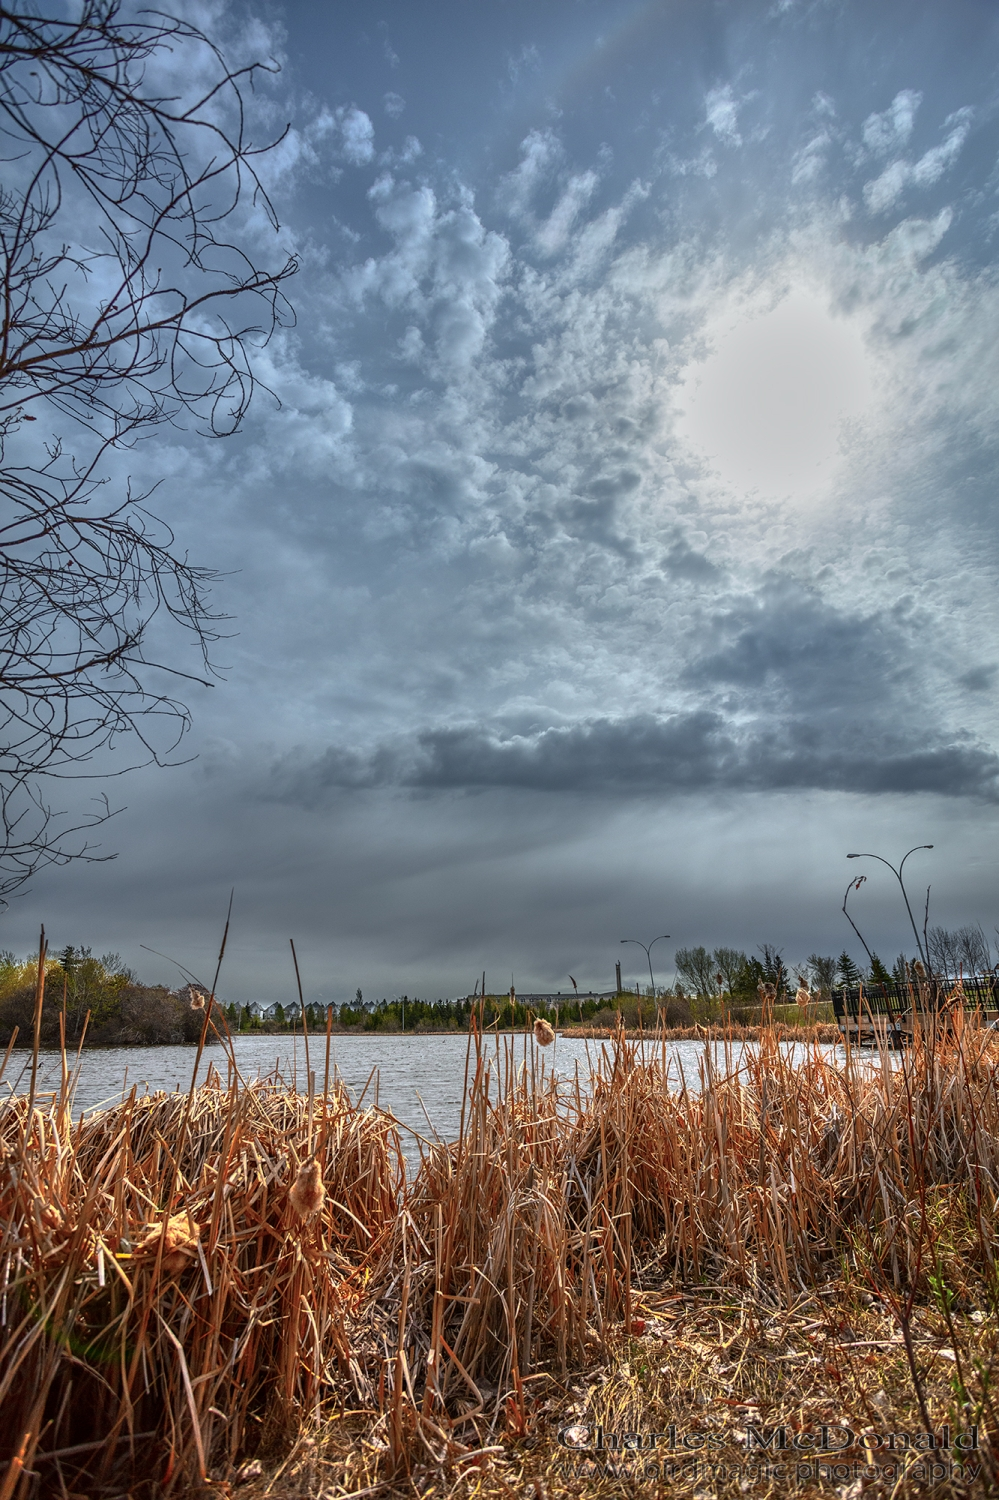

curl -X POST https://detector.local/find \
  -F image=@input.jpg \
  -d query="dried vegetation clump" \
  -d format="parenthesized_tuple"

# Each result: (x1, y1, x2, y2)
(0, 1062, 402, 1498)
(569, 1020, 842, 1042)
(2, 1011, 999, 1497)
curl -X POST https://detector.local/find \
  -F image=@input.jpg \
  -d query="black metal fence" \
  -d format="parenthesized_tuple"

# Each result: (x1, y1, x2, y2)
(832, 974, 999, 1025)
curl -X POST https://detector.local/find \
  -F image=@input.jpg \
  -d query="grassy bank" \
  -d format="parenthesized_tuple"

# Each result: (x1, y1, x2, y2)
(2, 1010, 998, 1497)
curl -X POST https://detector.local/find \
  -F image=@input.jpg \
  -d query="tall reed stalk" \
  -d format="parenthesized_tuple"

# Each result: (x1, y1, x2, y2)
(2, 1002, 998, 1493)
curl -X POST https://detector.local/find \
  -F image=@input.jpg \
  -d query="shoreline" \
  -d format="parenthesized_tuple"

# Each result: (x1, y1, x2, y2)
(4, 1020, 843, 1049)
(564, 1020, 842, 1042)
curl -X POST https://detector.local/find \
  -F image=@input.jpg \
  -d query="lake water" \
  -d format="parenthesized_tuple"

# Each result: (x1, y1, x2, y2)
(2, 1031, 849, 1164)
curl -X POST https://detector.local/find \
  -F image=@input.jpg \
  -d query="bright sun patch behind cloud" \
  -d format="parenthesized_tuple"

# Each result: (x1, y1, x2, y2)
(678, 290, 875, 503)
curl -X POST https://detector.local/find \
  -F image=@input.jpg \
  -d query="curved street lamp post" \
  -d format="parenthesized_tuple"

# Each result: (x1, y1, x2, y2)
(846, 846, 933, 970)
(620, 935, 670, 998)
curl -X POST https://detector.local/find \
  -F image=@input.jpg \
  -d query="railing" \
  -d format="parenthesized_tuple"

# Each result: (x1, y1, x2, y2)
(832, 974, 999, 1025)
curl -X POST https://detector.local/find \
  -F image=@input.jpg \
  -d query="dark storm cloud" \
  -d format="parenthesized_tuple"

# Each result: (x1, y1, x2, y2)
(410, 713, 732, 792)
(270, 712, 999, 804)
(661, 537, 719, 581)
(685, 584, 913, 710)
(555, 492, 641, 556)
(261, 559, 996, 812)
(958, 665, 997, 693)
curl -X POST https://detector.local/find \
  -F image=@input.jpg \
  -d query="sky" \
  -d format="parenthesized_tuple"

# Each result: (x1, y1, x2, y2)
(5, 0, 999, 1004)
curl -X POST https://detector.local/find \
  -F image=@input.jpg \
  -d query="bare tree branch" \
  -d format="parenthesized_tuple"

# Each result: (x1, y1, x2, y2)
(0, 0, 296, 904)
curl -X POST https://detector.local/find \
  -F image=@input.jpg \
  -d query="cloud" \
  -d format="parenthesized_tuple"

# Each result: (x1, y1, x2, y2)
(862, 90, 922, 156)
(269, 712, 999, 803)
(704, 85, 745, 146)
(661, 537, 719, 580)
(507, 43, 541, 86)
(496, 129, 562, 219)
(383, 92, 405, 118)
(378, 20, 400, 68)
(344, 177, 509, 376)
(791, 129, 833, 185)
(661, 146, 718, 179)
(958, 665, 997, 693)
(683, 584, 912, 711)
(242, 142, 999, 806)
(298, 104, 377, 172)
(535, 171, 600, 256)
(336, 105, 376, 165)
(562, 182, 649, 277)
(863, 108, 971, 212)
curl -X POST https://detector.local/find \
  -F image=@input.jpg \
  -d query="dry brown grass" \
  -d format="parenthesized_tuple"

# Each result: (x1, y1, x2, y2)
(567, 1021, 842, 1042)
(2, 1006, 998, 1497)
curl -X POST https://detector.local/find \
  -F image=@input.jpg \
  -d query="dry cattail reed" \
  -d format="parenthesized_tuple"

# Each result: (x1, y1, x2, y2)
(3, 987, 999, 1492)
(0, 1073, 402, 1492)
(533, 1017, 556, 1046)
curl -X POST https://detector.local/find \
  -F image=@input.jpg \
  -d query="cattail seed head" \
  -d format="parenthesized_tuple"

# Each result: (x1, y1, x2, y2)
(533, 1017, 556, 1046)
(135, 1211, 200, 1277)
(190, 990, 206, 1011)
(289, 1158, 325, 1219)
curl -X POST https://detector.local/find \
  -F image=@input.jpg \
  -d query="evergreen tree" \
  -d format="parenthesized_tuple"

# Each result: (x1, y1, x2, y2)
(837, 951, 862, 987)
(758, 944, 788, 996)
(868, 953, 892, 986)
(733, 954, 766, 998)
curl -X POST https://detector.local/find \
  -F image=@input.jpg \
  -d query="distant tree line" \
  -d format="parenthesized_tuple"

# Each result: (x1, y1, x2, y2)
(673, 945, 788, 1003)
(5, 923, 993, 1051)
(672, 924, 996, 1011)
(225, 992, 481, 1033)
(0, 947, 206, 1047)
(223, 992, 597, 1033)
